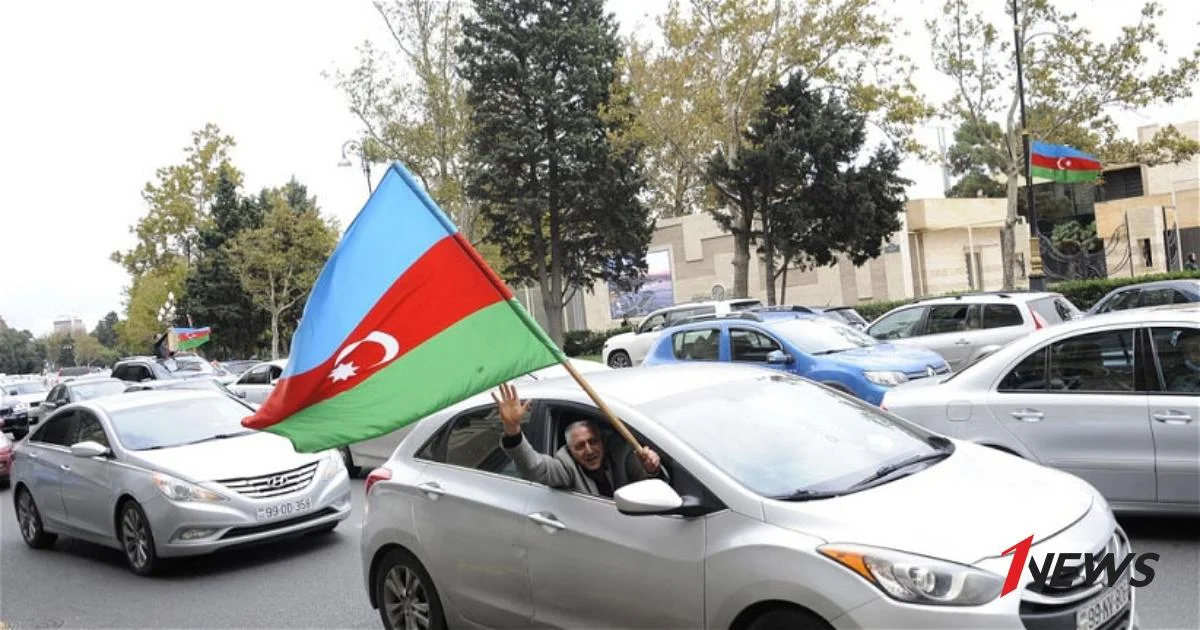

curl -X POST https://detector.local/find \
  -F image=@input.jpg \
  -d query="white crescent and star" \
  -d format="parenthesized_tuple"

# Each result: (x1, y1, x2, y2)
(328, 331, 401, 383)
(1056, 157, 1073, 170)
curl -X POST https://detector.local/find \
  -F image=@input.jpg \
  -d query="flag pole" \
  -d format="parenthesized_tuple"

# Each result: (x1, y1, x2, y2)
(558, 355, 645, 453)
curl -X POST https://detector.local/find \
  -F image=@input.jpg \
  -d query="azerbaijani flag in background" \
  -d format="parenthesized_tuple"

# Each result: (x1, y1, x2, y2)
(1030, 141, 1102, 183)
(242, 162, 566, 453)
(171, 327, 211, 351)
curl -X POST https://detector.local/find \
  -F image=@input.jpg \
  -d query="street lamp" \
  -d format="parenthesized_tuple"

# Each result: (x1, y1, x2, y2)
(340, 139, 373, 195)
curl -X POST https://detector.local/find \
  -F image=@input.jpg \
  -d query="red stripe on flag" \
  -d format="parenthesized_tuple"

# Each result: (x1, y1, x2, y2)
(1031, 153, 1101, 172)
(452, 232, 515, 301)
(245, 235, 507, 430)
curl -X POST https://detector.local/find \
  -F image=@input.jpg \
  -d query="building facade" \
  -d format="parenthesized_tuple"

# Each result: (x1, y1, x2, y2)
(52, 315, 87, 336)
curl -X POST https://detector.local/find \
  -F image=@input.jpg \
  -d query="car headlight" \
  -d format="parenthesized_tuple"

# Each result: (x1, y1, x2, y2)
(864, 371, 909, 387)
(819, 544, 1002, 606)
(321, 449, 347, 481)
(14, 402, 28, 413)
(153, 473, 227, 502)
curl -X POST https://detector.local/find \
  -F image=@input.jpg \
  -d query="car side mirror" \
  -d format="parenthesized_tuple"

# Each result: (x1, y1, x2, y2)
(236, 389, 247, 398)
(70, 441, 111, 459)
(615, 479, 683, 515)
(766, 350, 793, 365)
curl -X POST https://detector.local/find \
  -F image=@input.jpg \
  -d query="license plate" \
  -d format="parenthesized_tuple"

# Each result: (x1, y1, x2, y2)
(255, 497, 314, 522)
(1076, 581, 1130, 630)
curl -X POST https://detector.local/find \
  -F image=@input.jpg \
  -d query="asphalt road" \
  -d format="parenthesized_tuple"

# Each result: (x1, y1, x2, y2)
(1, 481, 1197, 629)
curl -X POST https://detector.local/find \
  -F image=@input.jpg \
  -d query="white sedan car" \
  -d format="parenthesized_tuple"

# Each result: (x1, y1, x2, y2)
(882, 304, 1199, 516)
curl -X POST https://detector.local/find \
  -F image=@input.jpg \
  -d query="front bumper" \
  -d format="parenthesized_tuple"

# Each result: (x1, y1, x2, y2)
(1, 411, 31, 432)
(830, 588, 1136, 630)
(142, 463, 353, 558)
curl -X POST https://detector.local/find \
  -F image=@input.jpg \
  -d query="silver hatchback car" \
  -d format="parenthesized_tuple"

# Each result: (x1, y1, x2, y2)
(361, 363, 1135, 630)
(10, 389, 352, 575)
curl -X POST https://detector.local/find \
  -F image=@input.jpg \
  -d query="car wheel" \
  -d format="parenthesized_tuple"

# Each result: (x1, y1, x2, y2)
(339, 446, 361, 478)
(15, 487, 57, 549)
(607, 350, 632, 368)
(375, 548, 446, 630)
(745, 607, 832, 630)
(119, 500, 161, 576)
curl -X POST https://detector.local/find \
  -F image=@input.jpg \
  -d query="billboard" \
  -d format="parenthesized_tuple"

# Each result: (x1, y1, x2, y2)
(608, 249, 674, 319)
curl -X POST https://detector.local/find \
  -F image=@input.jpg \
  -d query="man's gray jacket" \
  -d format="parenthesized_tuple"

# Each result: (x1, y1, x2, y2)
(500, 432, 665, 496)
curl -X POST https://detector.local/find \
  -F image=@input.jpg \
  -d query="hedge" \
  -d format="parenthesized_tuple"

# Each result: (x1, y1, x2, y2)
(563, 323, 633, 357)
(852, 270, 1200, 323)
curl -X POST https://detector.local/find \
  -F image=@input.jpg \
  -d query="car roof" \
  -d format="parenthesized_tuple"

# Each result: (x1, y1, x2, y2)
(83, 388, 229, 414)
(65, 377, 124, 388)
(507, 362, 778, 409)
(909, 291, 1064, 305)
(1104, 278, 1200, 290)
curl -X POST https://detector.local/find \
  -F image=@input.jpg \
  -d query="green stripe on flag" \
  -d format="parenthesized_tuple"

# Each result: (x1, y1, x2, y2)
(1031, 165, 1100, 183)
(264, 300, 563, 452)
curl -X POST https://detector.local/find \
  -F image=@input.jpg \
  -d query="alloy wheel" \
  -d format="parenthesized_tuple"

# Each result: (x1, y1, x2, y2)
(17, 490, 40, 542)
(122, 506, 151, 570)
(382, 565, 431, 630)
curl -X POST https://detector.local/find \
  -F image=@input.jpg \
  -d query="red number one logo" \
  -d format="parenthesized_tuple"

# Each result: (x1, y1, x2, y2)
(1001, 535, 1034, 597)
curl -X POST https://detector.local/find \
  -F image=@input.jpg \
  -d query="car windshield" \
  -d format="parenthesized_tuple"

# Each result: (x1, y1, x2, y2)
(7, 382, 48, 396)
(826, 308, 868, 326)
(170, 356, 219, 374)
(644, 375, 940, 497)
(108, 395, 256, 451)
(73, 381, 131, 400)
(770, 317, 878, 355)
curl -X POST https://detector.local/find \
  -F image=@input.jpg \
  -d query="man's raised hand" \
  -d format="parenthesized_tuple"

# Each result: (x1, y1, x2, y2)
(491, 382, 530, 436)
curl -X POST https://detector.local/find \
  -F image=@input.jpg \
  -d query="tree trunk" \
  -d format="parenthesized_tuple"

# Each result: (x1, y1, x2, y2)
(1002, 171, 1020, 290)
(732, 204, 754, 298)
(779, 259, 789, 305)
(270, 311, 280, 360)
(763, 233, 777, 306)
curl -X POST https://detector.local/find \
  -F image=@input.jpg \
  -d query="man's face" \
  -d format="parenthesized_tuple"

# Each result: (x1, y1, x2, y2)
(567, 424, 605, 471)
(1181, 335, 1200, 364)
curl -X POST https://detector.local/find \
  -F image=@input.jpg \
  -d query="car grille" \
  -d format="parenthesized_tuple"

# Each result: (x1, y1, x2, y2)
(1018, 529, 1133, 630)
(216, 462, 319, 499)
(904, 364, 952, 381)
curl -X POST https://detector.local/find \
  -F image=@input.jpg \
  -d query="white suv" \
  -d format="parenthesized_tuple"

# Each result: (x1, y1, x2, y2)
(601, 299, 762, 367)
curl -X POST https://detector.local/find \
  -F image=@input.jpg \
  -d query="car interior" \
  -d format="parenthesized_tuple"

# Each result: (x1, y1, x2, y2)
(544, 402, 676, 492)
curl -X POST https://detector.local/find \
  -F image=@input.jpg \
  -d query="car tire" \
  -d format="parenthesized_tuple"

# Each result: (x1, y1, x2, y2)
(374, 548, 446, 630)
(745, 607, 832, 630)
(339, 446, 361, 478)
(607, 350, 632, 368)
(119, 500, 161, 576)
(15, 487, 57, 549)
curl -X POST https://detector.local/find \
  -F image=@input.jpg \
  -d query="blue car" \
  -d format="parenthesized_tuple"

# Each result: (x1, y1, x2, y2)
(643, 311, 951, 405)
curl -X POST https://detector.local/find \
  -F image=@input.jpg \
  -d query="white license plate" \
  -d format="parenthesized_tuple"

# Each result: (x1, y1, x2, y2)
(255, 497, 314, 522)
(1076, 581, 1130, 630)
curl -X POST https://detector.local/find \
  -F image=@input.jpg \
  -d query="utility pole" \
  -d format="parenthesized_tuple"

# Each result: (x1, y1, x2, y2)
(1012, 0, 1044, 291)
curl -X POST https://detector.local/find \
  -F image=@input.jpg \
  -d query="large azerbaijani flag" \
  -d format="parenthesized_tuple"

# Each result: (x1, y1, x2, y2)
(242, 162, 567, 452)
(1030, 141, 1102, 183)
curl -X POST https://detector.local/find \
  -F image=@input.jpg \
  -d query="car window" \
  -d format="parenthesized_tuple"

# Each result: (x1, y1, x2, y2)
(418, 406, 522, 477)
(48, 386, 67, 404)
(672, 328, 721, 361)
(637, 313, 667, 334)
(71, 411, 111, 448)
(269, 366, 283, 381)
(730, 328, 782, 362)
(1097, 290, 1139, 313)
(642, 375, 940, 497)
(982, 304, 1024, 329)
(868, 307, 925, 340)
(239, 365, 272, 385)
(1140, 288, 1189, 307)
(924, 304, 974, 334)
(1149, 327, 1200, 395)
(30, 412, 77, 446)
(1046, 329, 1136, 393)
(73, 381, 131, 401)
(998, 347, 1049, 392)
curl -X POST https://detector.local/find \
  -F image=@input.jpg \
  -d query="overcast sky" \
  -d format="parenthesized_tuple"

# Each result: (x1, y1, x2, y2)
(1, 0, 1196, 336)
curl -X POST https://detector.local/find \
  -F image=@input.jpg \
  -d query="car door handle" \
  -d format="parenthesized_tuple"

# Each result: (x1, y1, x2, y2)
(60, 464, 71, 472)
(1010, 409, 1044, 422)
(954, 339, 971, 345)
(416, 481, 445, 499)
(527, 512, 566, 532)
(27, 452, 39, 460)
(1152, 411, 1193, 425)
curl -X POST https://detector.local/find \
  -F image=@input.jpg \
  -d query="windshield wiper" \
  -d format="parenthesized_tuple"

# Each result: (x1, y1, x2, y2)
(850, 444, 953, 490)
(771, 488, 848, 501)
(180, 431, 253, 446)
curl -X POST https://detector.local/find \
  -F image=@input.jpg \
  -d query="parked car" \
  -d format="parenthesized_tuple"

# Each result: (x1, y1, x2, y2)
(9, 389, 352, 575)
(865, 292, 1081, 371)
(601, 299, 763, 368)
(226, 359, 289, 405)
(0, 431, 11, 488)
(882, 304, 1199, 516)
(360, 362, 1132, 630)
(34, 377, 130, 423)
(1, 380, 50, 438)
(749, 304, 870, 329)
(1086, 278, 1200, 316)
(345, 359, 610, 474)
(642, 311, 950, 406)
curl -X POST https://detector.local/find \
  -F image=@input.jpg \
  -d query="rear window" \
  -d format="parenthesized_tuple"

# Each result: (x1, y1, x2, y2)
(1028, 297, 1074, 324)
(983, 304, 1024, 328)
(729, 300, 762, 311)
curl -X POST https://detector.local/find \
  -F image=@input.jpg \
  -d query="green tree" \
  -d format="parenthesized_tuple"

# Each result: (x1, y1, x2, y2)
(116, 260, 189, 354)
(929, 0, 1200, 290)
(0, 328, 41, 374)
(706, 74, 908, 305)
(92, 311, 121, 349)
(182, 170, 270, 359)
(111, 124, 242, 278)
(630, 0, 931, 297)
(457, 0, 653, 345)
(227, 183, 340, 360)
(73, 334, 106, 367)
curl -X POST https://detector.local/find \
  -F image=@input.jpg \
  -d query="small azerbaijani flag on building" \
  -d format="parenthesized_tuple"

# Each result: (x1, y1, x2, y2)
(171, 327, 211, 351)
(242, 162, 567, 453)
(1030, 141, 1103, 184)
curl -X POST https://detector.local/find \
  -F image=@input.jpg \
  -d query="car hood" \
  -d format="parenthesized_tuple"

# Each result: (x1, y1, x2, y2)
(3, 393, 47, 407)
(604, 331, 637, 347)
(824, 343, 948, 372)
(761, 442, 1095, 566)
(126, 431, 326, 483)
